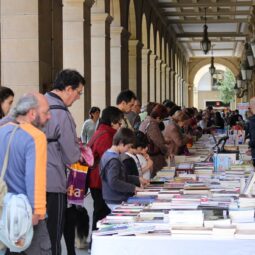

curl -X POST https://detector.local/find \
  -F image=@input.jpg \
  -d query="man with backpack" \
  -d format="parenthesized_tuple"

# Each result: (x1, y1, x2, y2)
(44, 69, 85, 255)
(0, 93, 51, 254)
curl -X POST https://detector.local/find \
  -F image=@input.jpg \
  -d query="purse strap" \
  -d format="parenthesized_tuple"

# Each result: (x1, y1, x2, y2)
(0, 125, 19, 180)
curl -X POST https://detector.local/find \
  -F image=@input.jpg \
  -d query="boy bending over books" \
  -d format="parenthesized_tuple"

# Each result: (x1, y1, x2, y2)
(100, 128, 149, 211)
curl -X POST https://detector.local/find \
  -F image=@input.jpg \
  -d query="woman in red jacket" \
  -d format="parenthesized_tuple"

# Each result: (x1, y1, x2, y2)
(88, 106, 124, 231)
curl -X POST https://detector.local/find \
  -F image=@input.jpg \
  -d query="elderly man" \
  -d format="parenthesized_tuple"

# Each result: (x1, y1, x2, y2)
(0, 93, 51, 254)
(44, 69, 85, 255)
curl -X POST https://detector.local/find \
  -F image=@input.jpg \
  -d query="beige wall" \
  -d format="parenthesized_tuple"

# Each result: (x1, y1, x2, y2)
(197, 90, 235, 110)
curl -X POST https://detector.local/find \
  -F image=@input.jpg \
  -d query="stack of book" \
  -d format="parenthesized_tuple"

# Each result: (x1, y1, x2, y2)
(194, 162, 214, 180)
(183, 182, 210, 195)
(239, 195, 255, 208)
(169, 210, 204, 227)
(229, 208, 255, 223)
(175, 163, 194, 176)
(155, 166, 175, 179)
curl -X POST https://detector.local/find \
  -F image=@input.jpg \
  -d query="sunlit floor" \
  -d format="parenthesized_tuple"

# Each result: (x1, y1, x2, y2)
(62, 193, 93, 255)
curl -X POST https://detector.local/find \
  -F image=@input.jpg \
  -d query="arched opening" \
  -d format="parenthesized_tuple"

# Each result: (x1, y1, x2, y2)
(110, 0, 121, 26)
(128, 0, 138, 95)
(110, 0, 122, 105)
(141, 14, 150, 104)
(155, 31, 161, 102)
(149, 24, 156, 101)
(193, 64, 236, 110)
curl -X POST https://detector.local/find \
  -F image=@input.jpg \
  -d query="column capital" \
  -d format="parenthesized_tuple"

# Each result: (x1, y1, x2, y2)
(111, 26, 124, 35)
(161, 63, 167, 68)
(64, 0, 85, 3)
(150, 54, 157, 60)
(91, 13, 113, 24)
(156, 59, 162, 65)
(142, 48, 152, 55)
(166, 65, 170, 70)
(84, 0, 95, 8)
(128, 39, 139, 46)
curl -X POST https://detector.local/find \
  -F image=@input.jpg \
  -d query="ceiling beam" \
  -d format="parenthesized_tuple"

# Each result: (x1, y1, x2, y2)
(176, 32, 247, 38)
(158, 2, 253, 8)
(163, 11, 250, 16)
(168, 18, 248, 24)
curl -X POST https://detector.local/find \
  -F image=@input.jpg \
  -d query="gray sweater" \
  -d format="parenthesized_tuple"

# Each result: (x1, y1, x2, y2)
(44, 92, 80, 193)
(100, 149, 140, 204)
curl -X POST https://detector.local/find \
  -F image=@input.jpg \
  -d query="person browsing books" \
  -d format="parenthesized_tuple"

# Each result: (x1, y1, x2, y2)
(100, 128, 149, 211)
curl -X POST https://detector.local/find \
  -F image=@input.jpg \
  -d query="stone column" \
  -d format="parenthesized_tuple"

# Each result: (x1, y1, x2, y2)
(161, 63, 167, 102)
(182, 81, 188, 107)
(156, 59, 162, 103)
(149, 54, 157, 102)
(141, 48, 151, 105)
(129, 39, 139, 95)
(188, 84, 193, 107)
(171, 70, 176, 102)
(180, 78, 184, 106)
(83, 0, 94, 116)
(1, 0, 62, 98)
(110, 26, 129, 105)
(165, 66, 170, 100)
(63, 0, 85, 133)
(91, 11, 112, 109)
(175, 74, 179, 105)
(193, 85, 198, 109)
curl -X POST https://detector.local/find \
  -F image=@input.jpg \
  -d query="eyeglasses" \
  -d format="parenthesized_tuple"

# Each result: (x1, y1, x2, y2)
(75, 89, 83, 96)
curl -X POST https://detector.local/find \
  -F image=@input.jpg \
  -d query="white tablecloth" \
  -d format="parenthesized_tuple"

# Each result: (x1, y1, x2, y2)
(92, 235, 255, 255)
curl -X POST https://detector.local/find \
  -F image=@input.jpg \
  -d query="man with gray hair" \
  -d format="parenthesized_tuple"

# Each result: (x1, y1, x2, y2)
(0, 93, 51, 254)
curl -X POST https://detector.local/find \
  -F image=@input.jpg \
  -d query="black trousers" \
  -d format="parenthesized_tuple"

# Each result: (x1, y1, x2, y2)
(90, 188, 110, 230)
(46, 193, 67, 255)
(63, 206, 77, 255)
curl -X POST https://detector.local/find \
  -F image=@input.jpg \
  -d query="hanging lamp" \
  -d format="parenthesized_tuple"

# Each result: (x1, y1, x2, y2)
(200, 8, 211, 54)
(209, 45, 216, 75)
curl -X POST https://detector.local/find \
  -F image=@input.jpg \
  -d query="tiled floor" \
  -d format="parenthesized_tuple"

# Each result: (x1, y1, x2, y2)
(62, 193, 94, 255)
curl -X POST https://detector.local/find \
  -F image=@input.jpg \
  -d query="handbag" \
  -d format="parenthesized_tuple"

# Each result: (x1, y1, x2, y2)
(78, 139, 94, 167)
(67, 163, 89, 206)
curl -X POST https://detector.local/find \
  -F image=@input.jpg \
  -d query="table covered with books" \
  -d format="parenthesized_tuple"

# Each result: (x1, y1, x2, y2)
(91, 134, 255, 255)
(92, 234, 255, 255)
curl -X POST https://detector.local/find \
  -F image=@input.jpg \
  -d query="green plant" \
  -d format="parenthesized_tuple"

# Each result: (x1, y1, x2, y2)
(217, 69, 235, 104)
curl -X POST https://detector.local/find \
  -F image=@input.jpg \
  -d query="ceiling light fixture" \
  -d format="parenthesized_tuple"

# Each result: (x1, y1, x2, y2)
(200, 7, 211, 55)
(209, 45, 216, 75)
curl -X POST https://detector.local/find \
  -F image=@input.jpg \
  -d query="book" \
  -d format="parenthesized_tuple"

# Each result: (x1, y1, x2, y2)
(94, 224, 129, 236)
(242, 172, 255, 195)
(127, 196, 157, 204)
(171, 226, 212, 235)
(212, 225, 236, 236)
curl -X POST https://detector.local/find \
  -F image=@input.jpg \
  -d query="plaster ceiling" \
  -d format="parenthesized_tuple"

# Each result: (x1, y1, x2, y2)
(157, 0, 254, 58)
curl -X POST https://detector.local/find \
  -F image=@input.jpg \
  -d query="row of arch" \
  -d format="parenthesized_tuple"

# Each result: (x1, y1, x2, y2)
(82, 0, 188, 114)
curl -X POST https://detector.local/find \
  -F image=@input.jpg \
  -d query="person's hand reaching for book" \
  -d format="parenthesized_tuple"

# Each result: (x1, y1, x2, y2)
(135, 186, 144, 193)
(139, 177, 150, 188)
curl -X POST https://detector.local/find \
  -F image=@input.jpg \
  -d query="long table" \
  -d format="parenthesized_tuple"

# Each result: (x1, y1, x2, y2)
(92, 234, 255, 255)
